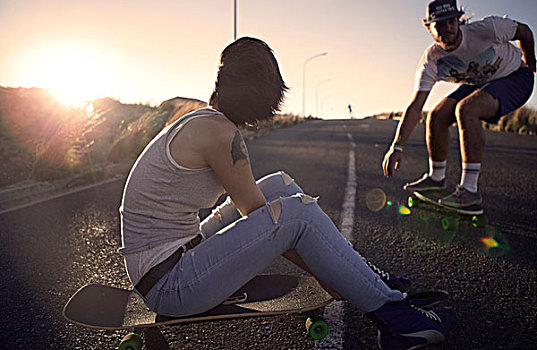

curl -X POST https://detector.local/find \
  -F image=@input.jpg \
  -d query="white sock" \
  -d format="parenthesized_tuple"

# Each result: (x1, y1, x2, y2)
(429, 160, 447, 182)
(460, 163, 481, 193)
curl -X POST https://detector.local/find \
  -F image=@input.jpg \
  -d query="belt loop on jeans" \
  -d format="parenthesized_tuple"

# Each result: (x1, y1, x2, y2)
(135, 234, 202, 297)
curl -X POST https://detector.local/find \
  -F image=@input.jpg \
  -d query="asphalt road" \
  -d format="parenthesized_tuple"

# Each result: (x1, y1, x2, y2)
(0, 119, 535, 349)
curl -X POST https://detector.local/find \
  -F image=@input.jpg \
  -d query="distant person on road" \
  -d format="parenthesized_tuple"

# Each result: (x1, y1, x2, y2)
(119, 37, 454, 349)
(382, 0, 535, 210)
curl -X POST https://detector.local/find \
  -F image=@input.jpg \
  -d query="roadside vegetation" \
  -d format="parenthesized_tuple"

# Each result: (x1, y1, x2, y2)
(372, 106, 537, 135)
(2, 85, 532, 189)
(0, 87, 303, 188)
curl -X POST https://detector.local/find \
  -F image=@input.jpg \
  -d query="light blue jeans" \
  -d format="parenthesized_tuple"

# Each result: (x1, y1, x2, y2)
(141, 171, 403, 316)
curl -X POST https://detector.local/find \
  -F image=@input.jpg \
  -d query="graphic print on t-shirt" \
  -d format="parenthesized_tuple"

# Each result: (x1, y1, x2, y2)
(437, 46, 503, 85)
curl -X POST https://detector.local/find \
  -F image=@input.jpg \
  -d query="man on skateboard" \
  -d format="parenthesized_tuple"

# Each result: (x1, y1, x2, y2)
(382, 0, 535, 210)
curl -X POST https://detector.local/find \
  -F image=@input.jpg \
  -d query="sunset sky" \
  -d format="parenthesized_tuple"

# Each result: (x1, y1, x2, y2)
(1, 0, 536, 118)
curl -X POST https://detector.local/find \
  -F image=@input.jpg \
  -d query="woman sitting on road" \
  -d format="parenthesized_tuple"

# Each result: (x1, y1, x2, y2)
(119, 37, 454, 350)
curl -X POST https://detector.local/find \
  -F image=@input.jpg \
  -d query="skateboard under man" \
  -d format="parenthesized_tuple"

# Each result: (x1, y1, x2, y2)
(407, 189, 489, 230)
(63, 274, 333, 349)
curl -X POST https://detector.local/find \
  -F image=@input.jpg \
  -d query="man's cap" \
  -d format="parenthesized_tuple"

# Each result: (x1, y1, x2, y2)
(424, 0, 464, 25)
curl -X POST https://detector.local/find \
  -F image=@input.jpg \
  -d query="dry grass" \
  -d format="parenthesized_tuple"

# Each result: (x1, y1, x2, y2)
(0, 87, 304, 186)
(372, 106, 537, 135)
(484, 106, 537, 134)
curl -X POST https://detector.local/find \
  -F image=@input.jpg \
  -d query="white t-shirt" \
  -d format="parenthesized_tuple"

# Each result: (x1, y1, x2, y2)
(415, 16, 523, 91)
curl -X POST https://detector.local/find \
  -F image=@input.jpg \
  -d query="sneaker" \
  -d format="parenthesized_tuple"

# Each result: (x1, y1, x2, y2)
(403, 174, 446, 192)
(363, 258, 411, 293)
(438, 185, 482, 208)
(366, 298, 455, 350)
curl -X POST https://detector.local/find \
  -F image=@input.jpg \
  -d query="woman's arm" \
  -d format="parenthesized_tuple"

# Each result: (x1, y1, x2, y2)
(203, 119, 266, 216)
(200, 117, 342, 299)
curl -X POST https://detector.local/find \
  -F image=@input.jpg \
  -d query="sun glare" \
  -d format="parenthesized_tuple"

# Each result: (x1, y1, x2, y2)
(22, 43, 112, 106)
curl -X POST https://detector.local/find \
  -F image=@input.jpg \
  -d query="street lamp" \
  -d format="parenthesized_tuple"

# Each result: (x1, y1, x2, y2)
(302, 52, 327, 117)
(233, 0, 237, 40)
(315, 79, 330, 118)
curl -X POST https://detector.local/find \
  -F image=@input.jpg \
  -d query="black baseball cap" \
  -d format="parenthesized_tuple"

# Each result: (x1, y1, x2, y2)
(424, 0, 464, 24)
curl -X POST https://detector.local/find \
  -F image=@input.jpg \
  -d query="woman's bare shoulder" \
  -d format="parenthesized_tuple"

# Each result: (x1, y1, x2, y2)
(179, 112, 238, 151)
(196, 112, 236, 141)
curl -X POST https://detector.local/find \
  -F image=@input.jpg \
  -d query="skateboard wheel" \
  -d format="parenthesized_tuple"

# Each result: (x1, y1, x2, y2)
(306, 316, 328, 340)
(118, 333, 142, 350)
(441, 217, 458, 231)
(472, 215, 488, 228)
(408, 196, 420, 208)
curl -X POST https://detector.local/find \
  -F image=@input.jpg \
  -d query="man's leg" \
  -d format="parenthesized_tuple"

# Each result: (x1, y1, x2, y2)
(440, 67, 533, 209)
(437, 90, 498, 208)
(455, 89, 499, 164)
(426, 97, 458, 180)
(440, 89, 500, 208)
(453, 90, 499, 195)
(403, 97, 457, 191)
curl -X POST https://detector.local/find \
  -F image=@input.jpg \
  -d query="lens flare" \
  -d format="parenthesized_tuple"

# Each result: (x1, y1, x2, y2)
(480, 230, 510, 257)
(480, 237, 499, 248)
(397, 205, 411, 216)
(365, 188, 387, 212)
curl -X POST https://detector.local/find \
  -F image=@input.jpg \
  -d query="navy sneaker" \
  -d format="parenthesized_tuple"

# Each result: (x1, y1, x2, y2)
(367, 298, 455, 350)
(439, 185, 482, 208)
(362, 258, 412, 293)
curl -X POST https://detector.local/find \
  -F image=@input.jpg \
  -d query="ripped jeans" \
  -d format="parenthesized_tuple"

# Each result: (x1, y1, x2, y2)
(142, 172, 404, 316)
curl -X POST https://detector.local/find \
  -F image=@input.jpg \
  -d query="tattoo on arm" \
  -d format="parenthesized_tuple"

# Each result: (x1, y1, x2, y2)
(231, 130, 248, 165)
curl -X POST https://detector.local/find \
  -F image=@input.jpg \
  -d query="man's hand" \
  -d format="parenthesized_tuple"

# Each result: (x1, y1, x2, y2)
(382, 92, 429, 178)
(382, 148, 403, 177)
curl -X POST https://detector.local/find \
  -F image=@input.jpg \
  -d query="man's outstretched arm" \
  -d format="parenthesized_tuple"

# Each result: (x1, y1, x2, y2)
(382, 90, 429, 177)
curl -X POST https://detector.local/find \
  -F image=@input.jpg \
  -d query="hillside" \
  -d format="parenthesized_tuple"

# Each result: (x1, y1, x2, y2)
(0, 87, 301, 194)
(0, 87, 205, 188)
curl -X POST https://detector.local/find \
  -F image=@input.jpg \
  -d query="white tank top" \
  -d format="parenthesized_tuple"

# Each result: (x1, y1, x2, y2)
(119, 108, 226, 284)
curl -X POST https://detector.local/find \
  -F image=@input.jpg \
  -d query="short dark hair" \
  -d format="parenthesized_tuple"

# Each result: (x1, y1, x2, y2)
(209, 37, 288, 126)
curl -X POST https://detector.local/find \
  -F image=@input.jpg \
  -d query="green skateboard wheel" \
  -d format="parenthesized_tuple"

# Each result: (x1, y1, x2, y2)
(306, 316, 328, 340)
(472, 215, 488, 228)
(118, 333, 142, 350)
(408, 196, 420, 208)
(441, 217, 458, 231)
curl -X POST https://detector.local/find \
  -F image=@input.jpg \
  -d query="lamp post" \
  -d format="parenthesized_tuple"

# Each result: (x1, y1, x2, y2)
(302, 52, 327, 117)
(315, 79, 330, 118)
(233, 0, 237, 40)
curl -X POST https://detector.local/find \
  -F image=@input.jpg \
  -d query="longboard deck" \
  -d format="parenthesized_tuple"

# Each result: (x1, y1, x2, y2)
(411, 189, 483, 216)
(63, 274, 332, 330)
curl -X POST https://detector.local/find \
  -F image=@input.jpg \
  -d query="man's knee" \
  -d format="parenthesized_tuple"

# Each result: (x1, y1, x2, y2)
(456, 90, 498, 123)
(428, 99, 457, 129)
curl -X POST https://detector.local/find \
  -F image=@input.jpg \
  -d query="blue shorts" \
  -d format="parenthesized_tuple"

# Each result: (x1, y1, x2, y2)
(448, 67, 535, 123)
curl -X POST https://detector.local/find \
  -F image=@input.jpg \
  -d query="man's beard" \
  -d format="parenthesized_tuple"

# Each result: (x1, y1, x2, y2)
(437, 28, 460, 48)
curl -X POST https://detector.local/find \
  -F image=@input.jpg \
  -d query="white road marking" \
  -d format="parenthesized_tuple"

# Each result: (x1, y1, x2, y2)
(318, 131, 357, 349)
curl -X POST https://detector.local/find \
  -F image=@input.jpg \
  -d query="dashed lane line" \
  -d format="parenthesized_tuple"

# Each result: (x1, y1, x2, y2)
(318, 130, 356, 349)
